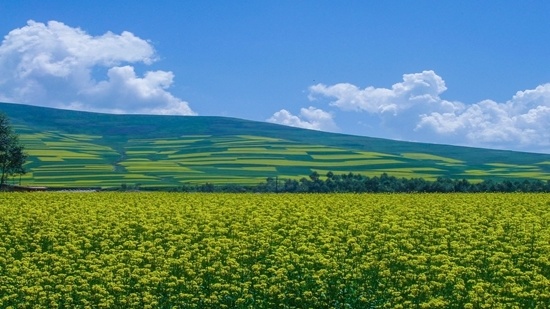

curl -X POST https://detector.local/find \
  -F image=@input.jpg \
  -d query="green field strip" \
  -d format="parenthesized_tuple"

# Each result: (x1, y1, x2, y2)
(25, 141, 118, 156)
(211, 168, 277, 178)
(265, 146, 311, 151)
(224, 149, 310, 156)
(121, 166, 194, 173)
(215, 139, 287, 146)
(127, 172, 199, 178)
(36, 157, 65, 162)
(125, 151, 161, 155)
(122, 174, 159, 179)
(170, 147, 225, 156)
(62, 168, 115, 172)
(226, 149, 305, 155)
(209, 150, 290, 157)
(33, 166, 116, 174)
(32, 174, 129, 180)
(236, 135, 284, 142)
(204, 136, 276, 142)
(463, 170, 492, 176)
(272, 174, 305, 180)
(123, 147, 172, 152)
(356, 151, 399, 158)
(120, 161, 184, 166)
(31, 169, 117, 176)
(43, 141, 112, 150)
(226, 147, 271, 152)
(309, 153, 380, 160)
(58, 133, 102, 140)
(171, 145, 228, 153)
(26, 163, 112, 168)
(34, 158, 108, 163)
(174, 159, 240, 165)
(156, 150, 178, 155)
(31, 167, 114, 173)
(19, 132, 54, 139)
(17, 135, 47, 144)
(218, 166, 278, 172)
(204, 152, 292, 159)
(33, 161, 114, 166)
(436, 162, 466, 167)
(401, 152, 464, 164)
(372, 167, 444, 172)
(123, 158, 153, 162)
(69, 180, 131, 185)
(486, 163, 538, 169)
(274, 166, 313, 174)
(85, 151, 119, 157)
(25, 180, 134, 186)
(170, 156, 238, 162)
(209, 137, 255, 143)
(286, 144, 335, 150)
(170, 174, 259, 180)
(230, 158, 406, 167)
(26, 149, 103, 158)
(125, 141, 195, 147)
(214, 140, 271, 146)
(151, 139, 205, 145)
(493, 172, 550, 180)
(305, 148, 353, 154)
(487, 168, 544, 175)
(178, 135, 212, 138)
(486, 163, 520, 167)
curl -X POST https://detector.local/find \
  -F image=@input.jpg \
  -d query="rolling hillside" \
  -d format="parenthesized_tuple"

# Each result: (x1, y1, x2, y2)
(1, 102, 549, 187)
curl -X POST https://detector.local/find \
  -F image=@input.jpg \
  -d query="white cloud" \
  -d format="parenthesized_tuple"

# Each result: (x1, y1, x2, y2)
(0, 20, 195, 115)
(309, 70, 451, 114)
(308, 71, 550, 153)
(416, 87, 550, 151)
(267, 106, 338, 132)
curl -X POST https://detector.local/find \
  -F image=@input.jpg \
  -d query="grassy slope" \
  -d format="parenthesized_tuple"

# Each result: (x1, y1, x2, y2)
(1, 102, 549, 187)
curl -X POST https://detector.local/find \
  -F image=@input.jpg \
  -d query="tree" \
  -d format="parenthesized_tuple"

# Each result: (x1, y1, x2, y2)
(0, 113, 27, 186)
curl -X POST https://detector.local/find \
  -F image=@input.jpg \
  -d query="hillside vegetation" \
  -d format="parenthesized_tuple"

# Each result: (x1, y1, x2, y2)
(1, 102, 549, 187)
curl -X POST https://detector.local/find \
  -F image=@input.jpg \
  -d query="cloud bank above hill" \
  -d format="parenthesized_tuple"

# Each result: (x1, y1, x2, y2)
(269, 71, 550, 153)
(0, 20, 195, 115)
(267, 107, 338, 132)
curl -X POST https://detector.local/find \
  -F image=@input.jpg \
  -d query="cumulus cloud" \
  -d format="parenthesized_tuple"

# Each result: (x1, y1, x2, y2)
(309, 71, 452, 114)
(267, 106, 338, 132)
(0, 20, 195, 115)
(308, 70, 550, 153)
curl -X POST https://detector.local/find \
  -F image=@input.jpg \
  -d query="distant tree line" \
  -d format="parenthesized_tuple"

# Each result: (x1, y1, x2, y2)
(163, 171, 550, 193)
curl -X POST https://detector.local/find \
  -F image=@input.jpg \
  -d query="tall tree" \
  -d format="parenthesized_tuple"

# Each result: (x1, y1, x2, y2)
(0, 113, 27, 186)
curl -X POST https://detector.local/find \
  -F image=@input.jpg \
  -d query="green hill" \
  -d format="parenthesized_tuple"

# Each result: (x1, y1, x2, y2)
(1, 102, 549, 187)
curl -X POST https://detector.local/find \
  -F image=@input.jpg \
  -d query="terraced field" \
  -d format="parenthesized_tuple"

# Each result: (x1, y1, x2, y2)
(15, 129, 433, 186)
(2, 102, 550, 188)
(13, 125, 549, 187)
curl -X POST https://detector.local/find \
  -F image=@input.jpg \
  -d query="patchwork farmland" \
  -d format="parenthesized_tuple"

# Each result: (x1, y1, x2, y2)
(2, 102, 550, 188)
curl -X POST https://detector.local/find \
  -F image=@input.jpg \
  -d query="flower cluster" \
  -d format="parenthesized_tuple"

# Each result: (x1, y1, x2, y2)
(0, 193, 548, 308)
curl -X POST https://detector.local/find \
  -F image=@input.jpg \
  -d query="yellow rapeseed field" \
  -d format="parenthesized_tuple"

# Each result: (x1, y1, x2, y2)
(0, 193, 549, 308)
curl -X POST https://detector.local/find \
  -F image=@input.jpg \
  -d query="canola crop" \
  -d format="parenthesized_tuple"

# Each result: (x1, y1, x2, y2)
(0, 193, 549, 308)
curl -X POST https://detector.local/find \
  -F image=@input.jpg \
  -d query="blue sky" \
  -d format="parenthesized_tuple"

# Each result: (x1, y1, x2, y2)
(1, 1, 549, 153)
